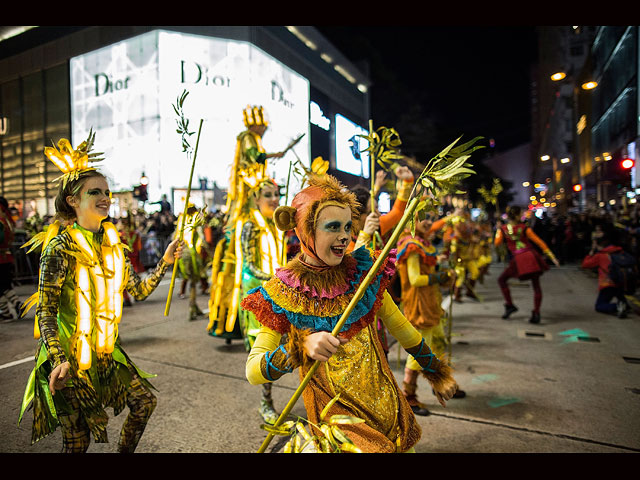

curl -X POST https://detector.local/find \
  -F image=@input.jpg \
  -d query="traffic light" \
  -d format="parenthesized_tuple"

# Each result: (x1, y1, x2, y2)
(573, 184, 582, 192)
(133, 184, 148, 201)
(621, 158, 635, 169)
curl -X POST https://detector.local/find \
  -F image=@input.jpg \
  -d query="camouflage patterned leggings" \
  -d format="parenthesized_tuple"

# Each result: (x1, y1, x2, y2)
(57, 368, 157, 453)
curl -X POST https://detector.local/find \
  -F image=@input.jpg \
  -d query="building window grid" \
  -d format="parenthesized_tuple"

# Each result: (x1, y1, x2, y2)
(0, 63, 70, 215)
(591, 27, 638, 158)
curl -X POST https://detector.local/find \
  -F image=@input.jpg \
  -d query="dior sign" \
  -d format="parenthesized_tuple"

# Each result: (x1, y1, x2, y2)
(94, 73, 131, 97)
(180, 61, 231, 88)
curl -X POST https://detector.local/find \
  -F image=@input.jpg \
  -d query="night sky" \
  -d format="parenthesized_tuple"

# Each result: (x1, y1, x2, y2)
(317, 26, 539, 157)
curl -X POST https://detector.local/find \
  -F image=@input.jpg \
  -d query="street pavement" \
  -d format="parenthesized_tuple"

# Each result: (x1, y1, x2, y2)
(1, 260, 639, 454)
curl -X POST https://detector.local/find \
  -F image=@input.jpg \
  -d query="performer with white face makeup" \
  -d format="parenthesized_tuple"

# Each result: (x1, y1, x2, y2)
(18, 134, 182, 453)
(242, 174, 458, 453)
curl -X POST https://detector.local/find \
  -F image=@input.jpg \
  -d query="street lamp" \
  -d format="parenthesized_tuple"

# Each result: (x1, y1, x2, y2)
(546, 69, 599, 212)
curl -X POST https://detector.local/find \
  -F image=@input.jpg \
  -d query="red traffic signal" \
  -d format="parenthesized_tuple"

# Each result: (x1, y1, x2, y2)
(573, 184, 582, 192)
(621, 158, 635, 169)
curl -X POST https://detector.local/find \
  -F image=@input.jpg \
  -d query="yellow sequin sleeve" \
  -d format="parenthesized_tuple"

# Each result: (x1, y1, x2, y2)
(377, 290, 422, 349)
(246, 325, 283, 385)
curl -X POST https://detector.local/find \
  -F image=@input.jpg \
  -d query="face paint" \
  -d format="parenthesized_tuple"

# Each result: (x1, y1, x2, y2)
(313, 205, 352, 266)
(73, 176, 112, 221)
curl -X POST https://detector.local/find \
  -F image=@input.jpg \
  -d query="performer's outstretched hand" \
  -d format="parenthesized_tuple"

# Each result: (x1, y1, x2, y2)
(433, 377, 459, 407)
(394, 165, 414, 182)
(163, 239, 185, 264)
(48, 361, 71, 395)
(374, 170, 387, 193)
(303, 331, 348, 362)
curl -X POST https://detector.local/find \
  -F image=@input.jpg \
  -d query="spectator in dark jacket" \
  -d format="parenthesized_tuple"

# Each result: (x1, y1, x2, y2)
(581, 235, 631, 318)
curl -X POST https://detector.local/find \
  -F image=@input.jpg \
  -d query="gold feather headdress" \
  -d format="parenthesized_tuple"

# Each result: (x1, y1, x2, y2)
(44, 128, 105, 188)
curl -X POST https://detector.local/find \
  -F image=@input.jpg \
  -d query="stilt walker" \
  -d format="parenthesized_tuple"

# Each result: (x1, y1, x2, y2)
(207, 105, 288, 425)
(17, 131, 183, 452)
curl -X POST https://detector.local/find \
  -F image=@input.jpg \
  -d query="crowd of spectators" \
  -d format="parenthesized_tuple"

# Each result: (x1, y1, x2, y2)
(8, 202, 227, 283)
(528, 206, 640, 266)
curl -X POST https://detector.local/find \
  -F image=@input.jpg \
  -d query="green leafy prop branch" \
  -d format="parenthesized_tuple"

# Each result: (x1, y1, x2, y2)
(408, 135, 484, 236)
(477, 178, 503, 212)
(257, 134, 482, 453)
(164, 90, 204, 316)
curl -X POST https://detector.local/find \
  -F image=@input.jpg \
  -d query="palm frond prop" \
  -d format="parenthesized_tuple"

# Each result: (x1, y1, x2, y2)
(260, 394, 364, 453)
(358, 125, 404, 173)
(173, 90, 196, 153)
(407, 135, 484, 236)
(164, 89, 204, 316)
(478, 178, 503, 207)
(183, 205, 208, 233)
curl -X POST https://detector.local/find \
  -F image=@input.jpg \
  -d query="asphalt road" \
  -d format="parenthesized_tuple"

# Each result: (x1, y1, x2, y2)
(1, 261, 639, 454)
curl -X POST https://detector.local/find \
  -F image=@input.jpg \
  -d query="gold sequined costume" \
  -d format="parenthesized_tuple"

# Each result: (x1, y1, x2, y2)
(241, 175, 456, 453)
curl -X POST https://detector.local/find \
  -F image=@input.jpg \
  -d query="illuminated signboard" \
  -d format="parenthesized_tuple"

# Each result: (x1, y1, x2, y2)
(334, 113, 369, 178)
(70, 30, 310, 210)
(310, 101, 330, 131)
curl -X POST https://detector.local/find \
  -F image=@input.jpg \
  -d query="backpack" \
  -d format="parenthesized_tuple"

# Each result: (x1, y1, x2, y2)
(609, 251, 638, 294)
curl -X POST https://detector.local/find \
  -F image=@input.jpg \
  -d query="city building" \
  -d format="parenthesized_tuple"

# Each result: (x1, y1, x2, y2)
(588, 26, 639, 212)
(531, 26, 639, 214)
(0, 26, 371, 219)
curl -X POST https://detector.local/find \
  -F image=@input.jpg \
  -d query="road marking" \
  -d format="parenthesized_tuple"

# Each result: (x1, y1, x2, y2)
(0, 356, 32, 370)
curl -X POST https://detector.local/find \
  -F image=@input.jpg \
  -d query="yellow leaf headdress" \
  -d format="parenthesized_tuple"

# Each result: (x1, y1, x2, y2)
(44, 128, 104, 189)
(243, 105, 269, 128)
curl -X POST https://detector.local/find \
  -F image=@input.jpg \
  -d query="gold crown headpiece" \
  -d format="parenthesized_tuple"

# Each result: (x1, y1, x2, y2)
(243, 105, 269, 128)
(44, 129, 105, 188)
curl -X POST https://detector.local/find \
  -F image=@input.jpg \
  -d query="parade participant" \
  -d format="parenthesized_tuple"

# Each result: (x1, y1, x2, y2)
(494, 205, 559, 324)
(475, 213, 494, 284)
(17, 134, 183, 452)
(207, 105, 284, 425)
(118, 211, 144, 307)
(448, 207, 481, 302)
(0, 196, 20, 321)
(352, 165, 415, 251)
(351, 166, 415, 355)
(396, 212, 462, 416)
(239, 178, 284, 425)
(581, 234, 633, 318)
(175, 204, 208, 320)
(242, 174, 458, 453)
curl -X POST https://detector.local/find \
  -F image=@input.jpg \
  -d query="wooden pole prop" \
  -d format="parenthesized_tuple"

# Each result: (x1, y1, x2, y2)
(369, 120, 376, 249)
(164, 118, 204, 317)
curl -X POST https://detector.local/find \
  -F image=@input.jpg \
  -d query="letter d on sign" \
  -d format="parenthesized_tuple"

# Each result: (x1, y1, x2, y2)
(95, 73, 110, 97)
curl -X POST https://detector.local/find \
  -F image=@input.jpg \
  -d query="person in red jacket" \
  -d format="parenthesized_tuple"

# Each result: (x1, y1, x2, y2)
(581, 235, 631, 318)
(0, 196, 20, 321)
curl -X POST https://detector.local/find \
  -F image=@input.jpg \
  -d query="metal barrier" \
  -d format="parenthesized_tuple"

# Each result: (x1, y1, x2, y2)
(10, 232, 176, 285)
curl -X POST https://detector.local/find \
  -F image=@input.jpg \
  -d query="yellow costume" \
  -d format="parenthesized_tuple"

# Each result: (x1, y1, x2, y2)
(207, 106, 278, 340)
(241, 175, 456, 452)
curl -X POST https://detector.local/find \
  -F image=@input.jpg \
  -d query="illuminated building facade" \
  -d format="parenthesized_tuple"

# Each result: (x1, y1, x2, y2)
(0, 26, 371, 218)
